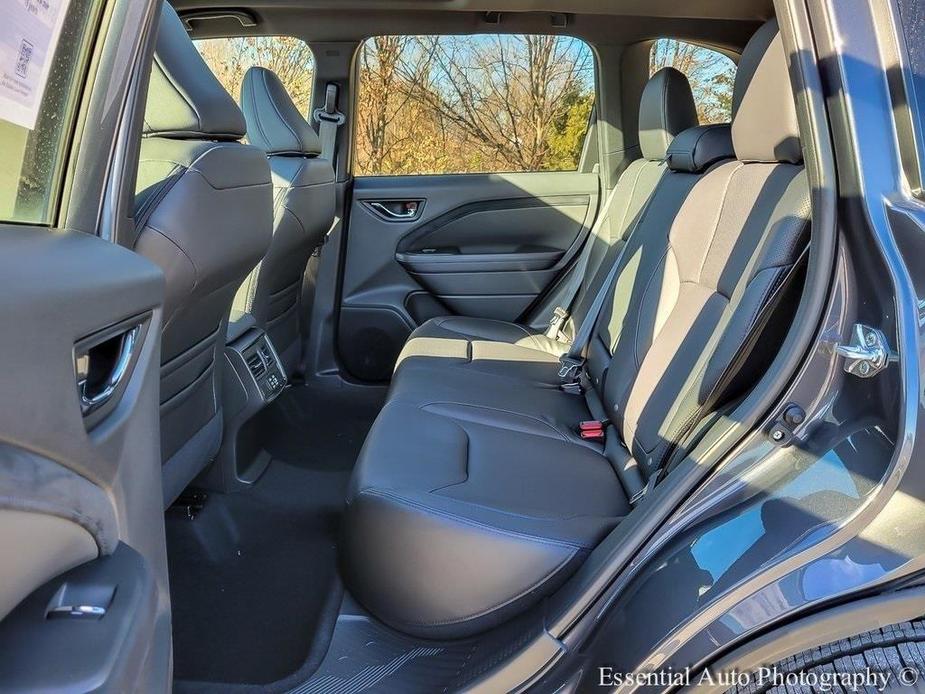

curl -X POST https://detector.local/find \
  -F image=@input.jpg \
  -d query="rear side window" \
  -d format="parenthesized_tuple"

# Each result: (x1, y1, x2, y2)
(354, 35, 596, 176)
(195, 37, 315, 114)
(650, 39, 736, 124)
(0, 0, 101, 225)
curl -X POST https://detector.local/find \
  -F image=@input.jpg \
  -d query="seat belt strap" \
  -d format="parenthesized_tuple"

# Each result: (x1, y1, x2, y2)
(558, 186, 660, 380)
(313, 83, 345, 164)
(629, 473, 658, 507)
(545, 186, 619, 340)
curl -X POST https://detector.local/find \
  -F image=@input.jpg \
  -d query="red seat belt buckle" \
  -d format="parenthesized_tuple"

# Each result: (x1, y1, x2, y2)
(578, 420, 606, 441)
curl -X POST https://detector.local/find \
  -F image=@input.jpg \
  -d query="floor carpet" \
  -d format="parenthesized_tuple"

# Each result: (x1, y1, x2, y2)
(166, 380, 386, 688)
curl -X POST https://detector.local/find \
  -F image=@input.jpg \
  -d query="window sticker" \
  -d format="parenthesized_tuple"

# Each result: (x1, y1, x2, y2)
(0, 0, 72, 130)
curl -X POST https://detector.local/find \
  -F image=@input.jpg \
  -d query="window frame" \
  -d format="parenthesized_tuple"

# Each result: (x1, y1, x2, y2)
(349, 32, 600, 178)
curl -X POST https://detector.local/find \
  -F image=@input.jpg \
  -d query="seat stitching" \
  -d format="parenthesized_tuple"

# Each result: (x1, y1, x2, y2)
(418, 401, 571, 441)
(429, 486, 625, 524)
(357, 488, 590, 550)
(247, 71, 272, 148)
(632, 246, 671, 369)
(262, 69, 302, 151)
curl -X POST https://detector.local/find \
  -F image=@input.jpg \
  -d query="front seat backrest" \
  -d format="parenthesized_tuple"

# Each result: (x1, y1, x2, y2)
(235, 66, 336, 375)
(134, 4, 272, 506)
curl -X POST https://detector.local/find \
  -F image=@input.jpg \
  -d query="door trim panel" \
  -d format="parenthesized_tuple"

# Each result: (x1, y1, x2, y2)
(339, 171, 600, 381)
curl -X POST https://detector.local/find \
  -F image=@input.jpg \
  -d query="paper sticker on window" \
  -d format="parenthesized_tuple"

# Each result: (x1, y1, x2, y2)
(0, 0, 72, 130)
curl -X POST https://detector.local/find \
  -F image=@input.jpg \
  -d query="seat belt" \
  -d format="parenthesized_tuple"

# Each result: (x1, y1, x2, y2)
(544, 185, 618, 340)
(313, 83, 345, 164)
(558, 186, 661, 382)
(628, 245, 810, 507)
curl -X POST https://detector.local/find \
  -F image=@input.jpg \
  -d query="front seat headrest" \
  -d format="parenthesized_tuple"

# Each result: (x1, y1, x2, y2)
(731, 18, 802, 164)
(638, 66, 699, 161)
(143, 4, 247, 140)
(240, 67, 323, 156)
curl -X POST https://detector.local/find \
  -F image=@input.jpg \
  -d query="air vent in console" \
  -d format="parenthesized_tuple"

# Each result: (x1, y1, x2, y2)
(257, 343, 273, 367)
(245, 351, 265, 378)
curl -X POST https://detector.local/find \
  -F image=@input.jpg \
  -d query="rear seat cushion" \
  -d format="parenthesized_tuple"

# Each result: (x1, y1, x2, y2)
(342, 400, 629, 637)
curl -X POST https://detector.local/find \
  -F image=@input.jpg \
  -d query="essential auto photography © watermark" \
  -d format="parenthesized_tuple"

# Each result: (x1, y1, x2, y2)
(596, 664, 922, 691)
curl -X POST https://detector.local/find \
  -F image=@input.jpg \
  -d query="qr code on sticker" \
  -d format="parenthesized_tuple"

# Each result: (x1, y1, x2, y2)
(16, 39, 34, 79)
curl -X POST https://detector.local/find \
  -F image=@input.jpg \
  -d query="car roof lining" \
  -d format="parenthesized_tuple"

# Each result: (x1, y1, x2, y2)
(170, 1, 769, 52)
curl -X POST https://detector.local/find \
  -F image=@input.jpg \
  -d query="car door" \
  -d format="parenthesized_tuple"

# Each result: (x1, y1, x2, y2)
(336, 33, 601, 380)
(0, 0, 171, 690)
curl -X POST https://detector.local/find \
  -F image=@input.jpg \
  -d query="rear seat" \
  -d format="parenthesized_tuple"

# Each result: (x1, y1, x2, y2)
(341, 19, 808, 639)
(394, 65, 699, 380)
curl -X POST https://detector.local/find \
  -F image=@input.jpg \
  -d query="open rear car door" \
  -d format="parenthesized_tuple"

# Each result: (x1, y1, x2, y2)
(0, 0, 172, 690)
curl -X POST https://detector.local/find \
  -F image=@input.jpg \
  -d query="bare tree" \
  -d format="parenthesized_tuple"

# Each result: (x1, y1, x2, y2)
(196, 37, 315, 114)
(405, 35, 593, 171)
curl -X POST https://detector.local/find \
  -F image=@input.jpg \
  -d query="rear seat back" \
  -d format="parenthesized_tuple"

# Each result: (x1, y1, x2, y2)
(558, 67, 698, 332)
(592, 19, 808, 485)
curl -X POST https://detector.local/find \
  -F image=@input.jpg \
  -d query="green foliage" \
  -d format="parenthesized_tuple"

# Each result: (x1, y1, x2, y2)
(545, 88, 594, 171)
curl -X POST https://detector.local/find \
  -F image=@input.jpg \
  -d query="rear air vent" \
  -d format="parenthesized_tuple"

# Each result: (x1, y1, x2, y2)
(246, 351, 265, 378)
(258, 343, 273, 367)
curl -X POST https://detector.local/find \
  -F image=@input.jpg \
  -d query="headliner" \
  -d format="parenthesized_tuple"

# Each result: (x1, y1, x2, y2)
(170, 0, 772, 51)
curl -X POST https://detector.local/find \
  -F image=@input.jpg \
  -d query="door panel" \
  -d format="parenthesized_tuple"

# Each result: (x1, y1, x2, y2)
(339, 171, 600, 380)
(0, 227, 169, 691)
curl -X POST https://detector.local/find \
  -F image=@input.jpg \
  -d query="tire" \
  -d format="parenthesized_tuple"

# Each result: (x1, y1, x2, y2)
(729, 619, 925, 692)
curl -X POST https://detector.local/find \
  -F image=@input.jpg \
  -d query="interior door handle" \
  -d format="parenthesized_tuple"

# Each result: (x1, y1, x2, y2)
(77, 325, 140, 416)
(366, 200, 422, 221)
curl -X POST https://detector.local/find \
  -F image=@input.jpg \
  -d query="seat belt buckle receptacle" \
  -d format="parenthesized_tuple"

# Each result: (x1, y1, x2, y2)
(546, 306, 569, 340)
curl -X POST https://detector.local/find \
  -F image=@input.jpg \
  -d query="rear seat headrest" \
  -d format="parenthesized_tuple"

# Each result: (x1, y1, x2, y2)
(666, 124, 734, 173)
(240, 67, 323, 156)
(731, 18, 802, 164)
(143, 4, 247, 140)
(639, 67, 699, 161)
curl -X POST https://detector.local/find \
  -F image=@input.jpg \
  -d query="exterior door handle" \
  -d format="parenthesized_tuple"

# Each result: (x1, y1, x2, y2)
(78, 325, 140, 415)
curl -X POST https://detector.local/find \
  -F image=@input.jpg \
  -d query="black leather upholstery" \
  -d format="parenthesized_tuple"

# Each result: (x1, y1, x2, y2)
(667, 124, 735, 172)
(135, 4, 272, 505)
(638, 66, 700, 160)
(143, 6, 246, 140)
(241, 67, 323, 155)
(342, 18, 808, 640)
(234, 66, 335, 374)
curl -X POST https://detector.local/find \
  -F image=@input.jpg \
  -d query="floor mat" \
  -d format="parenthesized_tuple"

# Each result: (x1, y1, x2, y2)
(257, 381, 387, 471)
(167, 381, 385, 687)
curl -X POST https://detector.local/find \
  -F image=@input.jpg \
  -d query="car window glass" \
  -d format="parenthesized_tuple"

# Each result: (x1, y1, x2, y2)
(195, 37, 315, 115)
(354, 34, 596, 176)
(0, 0, 99, 225)
(650, 39, 736, 124)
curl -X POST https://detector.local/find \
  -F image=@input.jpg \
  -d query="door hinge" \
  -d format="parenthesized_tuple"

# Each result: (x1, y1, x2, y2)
(830, 323, 896, 378)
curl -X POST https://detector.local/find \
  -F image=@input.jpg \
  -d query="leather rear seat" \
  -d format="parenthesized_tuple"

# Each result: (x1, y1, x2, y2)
(342, 19, 809, 639)
(393, 66, 700, 380)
